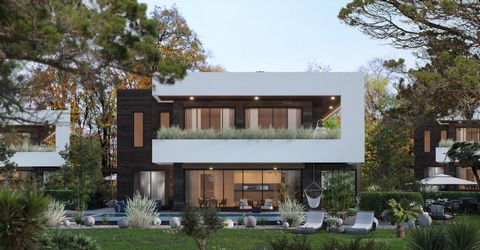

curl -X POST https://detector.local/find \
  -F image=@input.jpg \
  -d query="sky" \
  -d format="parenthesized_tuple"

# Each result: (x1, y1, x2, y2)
(139, 0, 418, 72)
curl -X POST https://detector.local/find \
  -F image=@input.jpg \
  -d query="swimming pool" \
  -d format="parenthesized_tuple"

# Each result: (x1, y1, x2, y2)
(92, 212, 282, 225)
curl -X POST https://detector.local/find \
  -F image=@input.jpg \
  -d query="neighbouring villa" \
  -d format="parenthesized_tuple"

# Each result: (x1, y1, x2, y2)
(415, 119, 480, 186)
(116, 72, 365, 210)
(0, 110, 70, 183)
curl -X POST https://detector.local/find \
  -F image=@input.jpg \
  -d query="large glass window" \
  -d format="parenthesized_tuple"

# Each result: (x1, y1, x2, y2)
(185, 169, 300, 208)
(245, 108, 301, 129)
(160, 112, 170, 129)
(133, 171, 166, 204)
(0, 125, 55, 152)
(185, 108, 235, 130)
(133, 112, 143, 147)
(456, 128, 480, 142)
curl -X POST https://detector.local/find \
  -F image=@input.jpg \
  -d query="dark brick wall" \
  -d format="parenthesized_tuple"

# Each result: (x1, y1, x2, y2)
(414, 121, 480, 179)
(117, 89, 174, 204)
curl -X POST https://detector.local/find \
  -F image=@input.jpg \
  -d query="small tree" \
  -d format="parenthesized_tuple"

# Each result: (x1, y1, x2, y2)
(382, 199, 422, 238)
(322, 170, 355, 218)
(447, 141, 480, 189)
(59, 135, 102, 211)
(181, 204, 223, 250)
(0, 140, 17, 186)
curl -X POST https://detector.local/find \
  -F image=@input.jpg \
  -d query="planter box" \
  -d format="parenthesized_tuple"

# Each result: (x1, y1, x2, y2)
(152, 139, 364, 164)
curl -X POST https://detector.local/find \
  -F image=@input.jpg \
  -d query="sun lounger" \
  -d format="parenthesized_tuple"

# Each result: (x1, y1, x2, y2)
(345, 211, 374, 235)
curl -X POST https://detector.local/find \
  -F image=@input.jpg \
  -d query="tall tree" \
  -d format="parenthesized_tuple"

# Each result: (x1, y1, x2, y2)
(0, 0, 187, 122)
(59, 135, 102, 211)
(25, 5, 224, 172)
(339, 1, 480, 126)
(362, 59, 414, 190)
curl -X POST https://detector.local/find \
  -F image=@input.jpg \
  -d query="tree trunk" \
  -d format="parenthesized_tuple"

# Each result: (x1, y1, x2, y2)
(194, 238, 207, 250)
(397, 224, 404, 238)
(471, 166, 480, 189)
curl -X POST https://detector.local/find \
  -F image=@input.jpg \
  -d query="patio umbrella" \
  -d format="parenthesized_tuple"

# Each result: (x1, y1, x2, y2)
(419, 174, 477, 185)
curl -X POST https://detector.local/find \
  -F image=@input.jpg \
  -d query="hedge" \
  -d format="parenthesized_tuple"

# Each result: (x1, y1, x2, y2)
(44, 190, 75, 208)
(422, 191, 480, 201)
(359, 191, 423, 217)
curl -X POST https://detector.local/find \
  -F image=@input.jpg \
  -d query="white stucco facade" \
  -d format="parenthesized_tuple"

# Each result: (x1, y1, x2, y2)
(152, 72, 364, 164)
(2, 110, 70, 168)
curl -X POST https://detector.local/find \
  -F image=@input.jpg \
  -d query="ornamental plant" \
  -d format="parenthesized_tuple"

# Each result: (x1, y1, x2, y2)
(381, 199, 422, 238)
(278, 195, 305, 227)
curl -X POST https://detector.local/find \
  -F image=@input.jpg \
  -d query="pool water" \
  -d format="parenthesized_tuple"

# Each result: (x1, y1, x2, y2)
(92, 212, 282, 224)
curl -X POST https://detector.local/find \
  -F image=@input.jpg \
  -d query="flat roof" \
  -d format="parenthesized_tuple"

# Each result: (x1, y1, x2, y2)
(152, 72, 363, 98)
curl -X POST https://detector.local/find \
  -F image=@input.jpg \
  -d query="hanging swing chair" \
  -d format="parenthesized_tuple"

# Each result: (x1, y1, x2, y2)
(303, 166, 323, 209)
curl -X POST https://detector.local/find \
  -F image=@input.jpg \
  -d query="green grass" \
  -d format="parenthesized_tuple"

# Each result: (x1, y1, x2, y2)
(63, 215, 480, 250)
(62, 228, 402, 250)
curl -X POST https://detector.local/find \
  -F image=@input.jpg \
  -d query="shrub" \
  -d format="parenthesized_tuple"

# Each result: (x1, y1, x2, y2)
(0, 189, 49, 250)
(406, 227, 446, 250)
(181, 204, 223, 250)
(359, 192, 423, 217)
(445, 220, 480, 250)
(321, 237, 387, 250)
(45, 199, 66, 227)
(157, 126, 341, 139)
(268, 234, 312, 250)
(44, 190, 75, 207)
(278, 195, 305, 227)
(407, 220, 480, 250)
(439, 139, 455, 148)
(422, 191, 480, 201)
(322, 170, 355, 217)
(126, 192, 158, 228)
(39, 230, 100, 250)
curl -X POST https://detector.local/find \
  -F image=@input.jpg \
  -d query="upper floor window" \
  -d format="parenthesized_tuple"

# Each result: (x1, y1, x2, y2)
(0, 125, 55, 152)
(134, 112, 144, 147)
(245, 108, 301, 129)
(456, 128, 480, 142)
(160, 112, 170, 129)
(424, 130, 431, 153)
(185, 108, 235, 130)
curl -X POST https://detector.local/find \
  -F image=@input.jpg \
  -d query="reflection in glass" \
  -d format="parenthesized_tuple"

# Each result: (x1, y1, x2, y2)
(185, 169, 300, 208)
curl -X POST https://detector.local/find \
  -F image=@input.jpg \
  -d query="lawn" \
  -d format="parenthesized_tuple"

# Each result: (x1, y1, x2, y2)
(64, 215, 480, 250)
(64, 228, 401, 250)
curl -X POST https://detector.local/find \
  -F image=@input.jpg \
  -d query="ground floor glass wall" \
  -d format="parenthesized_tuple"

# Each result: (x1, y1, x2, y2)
(185, 170, 300, 207)
(133, 171, 166, 205)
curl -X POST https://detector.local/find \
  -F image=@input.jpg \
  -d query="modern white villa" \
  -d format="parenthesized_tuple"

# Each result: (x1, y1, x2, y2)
(116, 72, 365, 210)
(0, 110, 70, 181)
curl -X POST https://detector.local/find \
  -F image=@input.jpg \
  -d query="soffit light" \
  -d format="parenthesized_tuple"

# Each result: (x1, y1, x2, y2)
(209, 167, 213, 170)
(273, 167, 277, 170)
(329, 106, 333, 110)
(254, 96, 259, 101)
(189, 96, 195, 100)
(330, 96, 336, 100)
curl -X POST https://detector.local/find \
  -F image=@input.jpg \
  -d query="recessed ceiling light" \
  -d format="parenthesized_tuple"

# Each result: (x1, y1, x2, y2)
(254, 96, 259, 101)
(209, 167, 213, 170)
(331, 96, 336, 100)
(329, 106, 333, 109)
(189, 96, 195, 100)
(273, 167, 277, 170)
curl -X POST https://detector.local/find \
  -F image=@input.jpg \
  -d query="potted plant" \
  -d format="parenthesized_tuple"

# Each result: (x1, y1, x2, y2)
(382, 199, 422, 238)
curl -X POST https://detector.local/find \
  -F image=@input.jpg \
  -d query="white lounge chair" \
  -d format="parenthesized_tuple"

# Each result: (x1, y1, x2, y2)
(345, 211, 375, 235)
(261, 199, 274, 210)
(300, 211, 325, 230)
(239, 199, 252, 210)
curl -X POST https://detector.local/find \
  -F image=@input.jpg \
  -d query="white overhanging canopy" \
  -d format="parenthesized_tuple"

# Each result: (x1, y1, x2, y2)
(419, 174, 477, 185)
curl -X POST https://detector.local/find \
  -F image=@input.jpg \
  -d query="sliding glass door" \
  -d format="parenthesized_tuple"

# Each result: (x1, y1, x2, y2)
(133, 171, 166, 205)
(185, 169, 300, 208)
